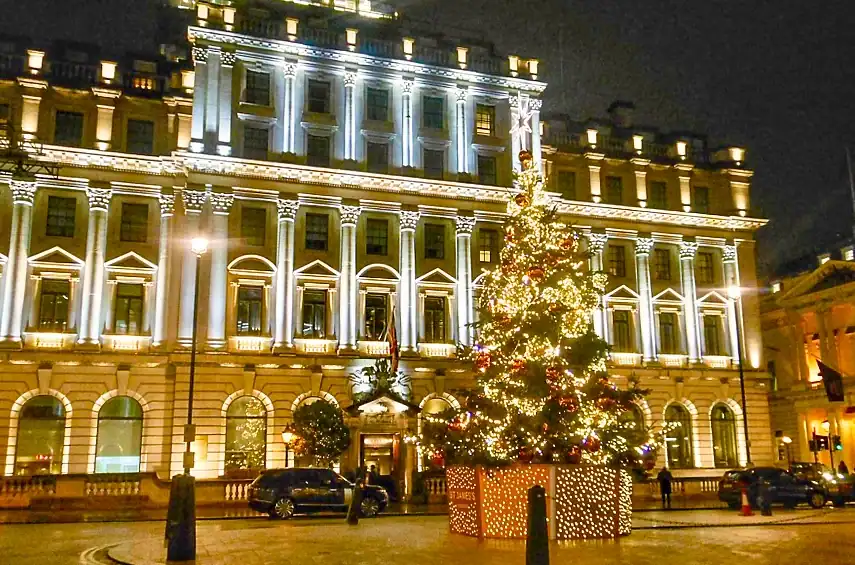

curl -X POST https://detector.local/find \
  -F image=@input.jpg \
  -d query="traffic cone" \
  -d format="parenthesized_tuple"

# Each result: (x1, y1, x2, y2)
(740, 488, 753, 517)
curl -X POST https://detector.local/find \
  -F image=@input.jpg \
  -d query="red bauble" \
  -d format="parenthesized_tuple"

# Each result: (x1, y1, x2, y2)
(560, 237, 574, 250)
(511, 358, 527, 374)
(644, 458, 656, 471)
(565, 446, 582, 464)
(475, 352, 491, 371)
(545, 367, 560, 383)
(431, 451, 445, 468)
(597, 397, 617, 411)
(519, 447, 535, 463)
(584, 436, 601, 453)
(528, 267, 545, 280)
(514, 192, 530, 207)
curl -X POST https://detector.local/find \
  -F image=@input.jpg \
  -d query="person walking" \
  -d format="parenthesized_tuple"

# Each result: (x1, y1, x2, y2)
(839, 461, 849, 476)
(657, 467, 674, 509)
(368, 465, 378, 485)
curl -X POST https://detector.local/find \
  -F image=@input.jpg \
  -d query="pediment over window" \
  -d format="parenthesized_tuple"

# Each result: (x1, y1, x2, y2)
(228, 254, 276, 275)
(653, 288, 684, 302)
(28, 246, 85, 269)
(416, 268, 456, 285)
(604, 285, 640, 300)
(357, 264, 400, 281)
(778, 260, 855, 304)
(294, 259, 340, 278)
(105, 251, 157, 273)
(697, 290, 728, 305)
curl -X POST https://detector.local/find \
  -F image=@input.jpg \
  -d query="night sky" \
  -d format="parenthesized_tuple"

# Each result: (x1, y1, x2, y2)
(4, 0, 855, 277)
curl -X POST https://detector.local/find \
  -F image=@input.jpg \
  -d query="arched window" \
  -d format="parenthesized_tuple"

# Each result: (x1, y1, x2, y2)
(711, 404, 738, 468)
(664, 404, 694, 469)
(95, 397, 143, 473)
(618, 404, 646, 445)
(225, 396, 267, 475)
(14, 396, 66, 475)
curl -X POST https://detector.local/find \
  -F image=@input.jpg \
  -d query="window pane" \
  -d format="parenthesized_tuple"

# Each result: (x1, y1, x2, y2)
(237, 286, 264, 335)
(241, 207, 267, 246)
(306, 134, 330, 167)
(606, 176, 623, 205)
(366, 218, 388, 255)
(115, 284, 144, 336)
(664, 405, 693, 469)
(245, 71, 271, 106)
(423, 96, 444, 129)
(126, 119, 154, 154)
(367, 141, 388, 173)
(305, 213, 329, 251)
(424, 297, 445, 342)
(95, 397, 143, 473)
(659, 312, 677, 354)
(120, 202, 149, 243)
(475, 104, 495, 136)
(15, 397, 66, 475)
(364, 293, 388, 340)
(557, 171, 576, 200)
(308, 80, 330, 114)
(697, 252, 714, 284)
(423, 149, 444, 180)
(654, 248, 671, 281)
(477, 155, 496, 185)
(612, 310, 632, 352)
(649, 181, 667, 209)
(54, 111, 83, 146)
(39, 279, 70, 331)
(693, 186, 710, 214)
(704, 316, 722, 355)
(424, 224, 445, 259)
(243, 127, 269, 160)
(608, 245, 626, 278)
(366, 87, 389, 121)
(225, 396, 267, 473)
(711, 405, 738, 468)
(302, 291, 326, 338)
(478, 229, 498, 263)
(45, 195, 76, 238)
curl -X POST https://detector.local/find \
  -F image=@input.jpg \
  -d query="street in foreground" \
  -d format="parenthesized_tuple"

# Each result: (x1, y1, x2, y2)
(1, 511, 855, 565)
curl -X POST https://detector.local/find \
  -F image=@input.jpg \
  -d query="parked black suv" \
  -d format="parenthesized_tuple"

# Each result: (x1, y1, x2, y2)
(248, 468, 389, 519)
(718, 466, 827, 509)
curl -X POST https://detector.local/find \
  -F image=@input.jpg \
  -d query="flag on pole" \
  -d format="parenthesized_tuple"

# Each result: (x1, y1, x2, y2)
(388, 309, 399, 375)
(818, 359, 845, 402)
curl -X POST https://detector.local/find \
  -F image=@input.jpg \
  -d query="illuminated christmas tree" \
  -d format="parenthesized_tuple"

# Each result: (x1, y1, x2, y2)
(423, 151, 653, 467)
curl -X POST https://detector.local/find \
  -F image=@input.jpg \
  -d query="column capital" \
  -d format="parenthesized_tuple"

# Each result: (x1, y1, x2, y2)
(192, 47, 208, 64)
(159, 193, 176, 217)
(87, 186, 112, 211)
(722, 244, 738, 263)
(340, 205, 362, 226)
(402, 79, 414, 94)
(529, 98, 543, 111)
(220, 50, 237, 68)
(635, 237, 655, 256)
(210, 192, 235, 215)
(400, 210, 420, 231)
(9, 180, 37, 205)
(680, 240, 699, 259)
(456, 87, 468, 101)
(182, 189, 207, 213)
(344, 71, 357, 87)
(277, 198, 299, 222)
(455, 215, 476, 236)
(587, 232, 608, 253)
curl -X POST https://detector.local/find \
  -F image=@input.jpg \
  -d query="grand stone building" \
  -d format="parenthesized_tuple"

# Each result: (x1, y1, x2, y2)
(0, 0, 773, 493)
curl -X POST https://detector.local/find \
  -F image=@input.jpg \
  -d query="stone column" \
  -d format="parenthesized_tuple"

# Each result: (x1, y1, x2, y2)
(152, 193, 175, 348)
(217, 51, 235, 156)
(680, 240, 701, 362)
(93, 88, 120, 150)
(530, 98, 543, 173)
(587, 161, 603, 202)
(204, 48, 220, 153)
(722, 244, 741, 360)
(455, 87, 467, 174)
(27, 276, 42, 331)
(274, 198, 299, 351)
(207, 192, 234, 349)
(343, 71, 357, 161)
(401, 80, 414, 168)
(633, 164, 648, 206)
(338, 205, 361, 352)
(178, 189, 207, 346)
(635, 236, 656, 362)
(787, 310, 809, 381)
(677, 166, 693, 212)
(190, 47, 208, 152)
(282, 62, 297, 154)
(0, 180, 37, 345)
(399, 211, 420, 353)
(455, 216, 476, 346)
(77, 186, 112, 347)
(587, 232, 608, 339)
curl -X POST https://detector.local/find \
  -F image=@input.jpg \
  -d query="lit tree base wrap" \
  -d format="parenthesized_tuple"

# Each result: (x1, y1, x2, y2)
(447, 464, 632, 540)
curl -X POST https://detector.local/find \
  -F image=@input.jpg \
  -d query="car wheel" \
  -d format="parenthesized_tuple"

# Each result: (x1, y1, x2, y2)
(272, 497, 295, 519)
(808, 492, 826, 509)
(360, 497, 380, 518)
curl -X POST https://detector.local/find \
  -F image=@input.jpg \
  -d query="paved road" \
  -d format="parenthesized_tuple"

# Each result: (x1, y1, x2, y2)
(0, 510, 854, 565)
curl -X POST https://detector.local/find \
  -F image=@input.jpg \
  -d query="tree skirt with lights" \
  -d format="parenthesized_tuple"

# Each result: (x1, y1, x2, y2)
(447, 464, 632, 540)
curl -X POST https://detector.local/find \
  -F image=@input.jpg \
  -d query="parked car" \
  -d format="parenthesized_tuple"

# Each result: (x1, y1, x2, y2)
(248, 468, 389, 519)
(718, 467, 828, 509)
(790, 462, 854, 506)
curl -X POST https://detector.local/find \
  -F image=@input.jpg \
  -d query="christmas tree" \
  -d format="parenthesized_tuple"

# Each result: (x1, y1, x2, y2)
(422, 151, 653, 467)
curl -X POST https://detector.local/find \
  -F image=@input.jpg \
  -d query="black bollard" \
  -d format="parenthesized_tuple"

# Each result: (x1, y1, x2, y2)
(165, 474, 196, 562)
(526, 485, 549, 565)
(346, 481, 364, 525)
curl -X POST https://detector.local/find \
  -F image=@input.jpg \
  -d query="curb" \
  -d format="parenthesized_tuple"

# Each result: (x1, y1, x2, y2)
(634, 518, 855, 530)
(1, 510, 450, 525)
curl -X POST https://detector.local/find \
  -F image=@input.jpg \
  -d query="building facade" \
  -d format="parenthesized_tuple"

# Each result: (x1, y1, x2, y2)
(0, 0, 773, 493)
(763, 248, 855, 471)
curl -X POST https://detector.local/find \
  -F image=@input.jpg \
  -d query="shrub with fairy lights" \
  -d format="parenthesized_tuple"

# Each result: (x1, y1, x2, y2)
(292, 400, 351, 467)
(420, 151, 654, 468)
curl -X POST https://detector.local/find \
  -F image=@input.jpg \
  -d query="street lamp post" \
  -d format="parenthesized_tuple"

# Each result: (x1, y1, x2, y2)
(781, 436, 793, 468)
(281, 426, 296, 468)
(822, 419, 834, 472)
(728, 285, 751, 465)
(166, 237, 208, 563)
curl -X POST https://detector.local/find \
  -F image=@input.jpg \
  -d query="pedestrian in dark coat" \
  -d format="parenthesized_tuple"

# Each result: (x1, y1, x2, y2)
(657, 467, 674, 509)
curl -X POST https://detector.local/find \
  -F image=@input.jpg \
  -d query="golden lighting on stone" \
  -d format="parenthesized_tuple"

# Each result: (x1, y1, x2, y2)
(457, 47, 469, 69)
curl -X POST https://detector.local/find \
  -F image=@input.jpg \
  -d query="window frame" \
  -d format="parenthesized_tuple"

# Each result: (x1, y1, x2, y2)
(38, 279, 71, 332)
(301, 290, 327, 338)
(424, 296, 446, 343)
(653, 248, 671, 281)
(304, 213, 329, 251)
(607, 245, 627, 278)
(126, 118, 155, 155)
(366, 141, 389, 173)
(236, 285, 264, 336)
(477, 154, 497, 186)
(664, 404, 694, 469)
(54, 110, 84, 147)
(366, 87, 389, 122)
(224, 396, 268, 474)
(306, 134, 331, 168)
(424, 223, 446, 260)
(658, 311, 678, 354)
(703, 314, 723, 356)
(611, 309, 633, 352)
(710, 404, 739, 468)
(423, 148, 444, 180)
(422, 96, 444, 130)
(363, 293, 388, 340)
(307, 79, 331, 114)
(240, 206, 267, 247)
(693, 186, 710, 214)
(648, 180, 667, 209)
(45, 195, 76, 238)
(113, 283, 144, 336)
(365, 218, 389, 256)
(605, 176, 623, 205)
(697, 251, 715, 284)
(94, 396, 143, 474)
(242, 126, 269, 160)
(119, 202, 149, 244)
(556, 170, 576, 200)
(475, 103, 495, 136)
(478, 228, 499, 264)
(245, 70, 271, 106)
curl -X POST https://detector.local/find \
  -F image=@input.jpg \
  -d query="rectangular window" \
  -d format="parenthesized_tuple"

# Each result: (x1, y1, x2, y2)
(364, 293, 388, 340)
(306, 134, 330, 167)
(54, 110, 84, 146)
(605, 176, 623, 205)
(243, 126, 269, 160)
(478, 155, 497, 186)
(557, 170, 576, 200)
(39, 279, 70, 331)
(114, 283, 143, 335)
(475, 104, 495, 136)
(423, 149, 444, 180)
(0, 103, 9, 121)
(366, 218, 388, 256)
(423, 96, 444, 130)
(424, 296, 446, 343)
(302, 290, 326, 338)
(478, 229, 499, 263)
(612, 310, 632, 352)
(45, 195, 76, 238)
(305, 213, 329, 251)
(424, 223, 445, 260)
(245, 70, 271, 106)
(120, 202, 149, 243)
(241, 207, 267, 247)
(703, 315, 722, 356)
(693, 186, 710, 214)
(697, 251, 714, 284)
(659, 312, 678, 354)
(307, 79, 331, 114)
(366, 141, 389, 173)
(366, 87, 389, 121)
(608, 245, 626, 278)
(126, 119, 154, 155)
(653, 248, 671, 281)
(648, 181, 667, 209)
(236, 286, 263, 335)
